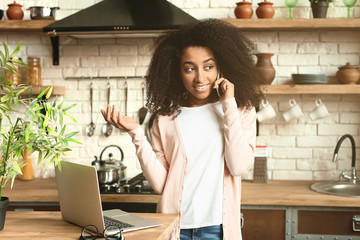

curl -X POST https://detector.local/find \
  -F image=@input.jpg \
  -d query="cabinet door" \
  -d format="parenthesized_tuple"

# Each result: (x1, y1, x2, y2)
(298, 210, 360, 236)
(242, 209, 286, 240)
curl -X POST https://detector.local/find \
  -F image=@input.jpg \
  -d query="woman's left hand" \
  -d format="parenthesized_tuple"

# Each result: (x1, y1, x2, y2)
(213, 77, 235, 101)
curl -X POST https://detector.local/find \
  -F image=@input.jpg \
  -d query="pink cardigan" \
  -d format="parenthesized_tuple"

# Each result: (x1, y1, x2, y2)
(128, 98, 256, 240)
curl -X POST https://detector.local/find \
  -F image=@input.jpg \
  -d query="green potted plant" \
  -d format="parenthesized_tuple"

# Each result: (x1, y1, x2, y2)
(0, 41, 80, 230)
(309, 0, 334, 18)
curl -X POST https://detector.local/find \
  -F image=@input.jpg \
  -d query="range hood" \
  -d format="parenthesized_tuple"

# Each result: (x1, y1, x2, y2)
(43, 0, 197, 65)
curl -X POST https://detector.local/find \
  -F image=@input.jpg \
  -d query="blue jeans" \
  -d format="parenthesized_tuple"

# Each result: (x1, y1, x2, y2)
(180, 225, 223, 240)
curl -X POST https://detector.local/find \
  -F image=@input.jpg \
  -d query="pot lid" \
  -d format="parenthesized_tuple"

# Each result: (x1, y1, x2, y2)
(8, 1, 22, 7)
(338, 62, 359, 70)
(237, 0, 252, 5)
(258, 0, 273, 5)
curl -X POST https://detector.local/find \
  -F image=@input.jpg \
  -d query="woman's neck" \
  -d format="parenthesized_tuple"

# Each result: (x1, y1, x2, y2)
(182, 91, 219, 107)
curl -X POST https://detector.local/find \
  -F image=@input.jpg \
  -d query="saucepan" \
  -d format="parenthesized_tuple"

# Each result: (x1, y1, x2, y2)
(28, 6, 59, 20)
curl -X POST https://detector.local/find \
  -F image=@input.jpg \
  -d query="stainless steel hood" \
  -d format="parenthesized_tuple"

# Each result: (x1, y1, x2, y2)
(43, 0, 197, 65)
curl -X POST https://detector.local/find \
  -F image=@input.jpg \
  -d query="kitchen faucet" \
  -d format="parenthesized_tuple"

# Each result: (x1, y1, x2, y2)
(332, 134, 358, 184)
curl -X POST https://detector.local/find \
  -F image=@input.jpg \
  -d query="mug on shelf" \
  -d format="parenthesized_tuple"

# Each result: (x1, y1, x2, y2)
(309, 98, 329, 121)
(283, 98, 303, 122)
(257, 99, 276, 122)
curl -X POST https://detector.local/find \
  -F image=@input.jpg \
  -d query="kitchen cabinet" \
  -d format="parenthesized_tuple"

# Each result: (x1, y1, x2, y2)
(241, 205, 360, 240)
(242, 208, 286, 240)
(296, 208, 360, 237)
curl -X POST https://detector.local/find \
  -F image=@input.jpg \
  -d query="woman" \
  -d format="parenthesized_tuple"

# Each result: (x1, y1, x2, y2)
(101, 19, 263, 240)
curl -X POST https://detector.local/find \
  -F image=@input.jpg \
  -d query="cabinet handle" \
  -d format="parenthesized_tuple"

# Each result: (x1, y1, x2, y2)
(240, 212, 244, 228)
(353, 215, 360, 231)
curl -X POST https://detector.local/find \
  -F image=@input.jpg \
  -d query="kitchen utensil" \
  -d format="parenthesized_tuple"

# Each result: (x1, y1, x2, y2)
(86, 82, 96, 137)
(91, 145, 126, 185)
(138, 81, 147, 125)
(124, 81, 128, 116)
(102, 82, 113, 137)
(28, 6, 59, 20)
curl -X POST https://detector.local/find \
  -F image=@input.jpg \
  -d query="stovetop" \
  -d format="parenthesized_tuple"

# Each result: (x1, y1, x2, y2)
(100, 173, 157, 195)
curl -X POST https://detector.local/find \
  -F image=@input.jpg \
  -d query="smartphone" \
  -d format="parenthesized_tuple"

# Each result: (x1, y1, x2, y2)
(216, 69, 222, 97)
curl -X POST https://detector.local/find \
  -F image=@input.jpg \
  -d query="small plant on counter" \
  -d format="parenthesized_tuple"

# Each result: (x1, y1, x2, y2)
(0, 41, 81, 200)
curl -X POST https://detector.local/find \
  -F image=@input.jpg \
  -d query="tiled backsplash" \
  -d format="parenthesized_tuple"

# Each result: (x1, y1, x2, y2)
(1, 0, 359, 180)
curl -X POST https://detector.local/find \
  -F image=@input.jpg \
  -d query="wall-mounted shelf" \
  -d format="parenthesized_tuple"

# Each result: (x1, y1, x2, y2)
(0, 20, 55, 32)
(1, 19, 359, 32)
(21, 86, 66, 96)
(261, 84, 360, 94)
(223, 18, 360, 30)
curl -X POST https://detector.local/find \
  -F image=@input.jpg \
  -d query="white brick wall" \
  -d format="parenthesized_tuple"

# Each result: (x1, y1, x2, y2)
(2, 0, 359, 181)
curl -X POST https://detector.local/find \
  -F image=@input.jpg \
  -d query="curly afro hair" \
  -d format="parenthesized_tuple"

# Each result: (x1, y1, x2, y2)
(145, 18, 263, 116)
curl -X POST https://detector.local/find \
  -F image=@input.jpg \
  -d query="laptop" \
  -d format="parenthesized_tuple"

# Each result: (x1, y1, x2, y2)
(55, 161, 162, 233)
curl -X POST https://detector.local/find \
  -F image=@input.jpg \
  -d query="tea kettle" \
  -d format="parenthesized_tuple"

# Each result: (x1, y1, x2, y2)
(92, 145, 126, 185)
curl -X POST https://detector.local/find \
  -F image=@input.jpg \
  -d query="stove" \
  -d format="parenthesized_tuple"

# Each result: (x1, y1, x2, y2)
(99, 173, 157, 194)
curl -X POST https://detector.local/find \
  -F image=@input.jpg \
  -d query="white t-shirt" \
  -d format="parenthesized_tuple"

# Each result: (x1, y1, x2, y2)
(177, 101, 224, 229)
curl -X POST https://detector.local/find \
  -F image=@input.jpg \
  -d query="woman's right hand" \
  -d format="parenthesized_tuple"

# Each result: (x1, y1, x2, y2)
(100, 105, 139, 132)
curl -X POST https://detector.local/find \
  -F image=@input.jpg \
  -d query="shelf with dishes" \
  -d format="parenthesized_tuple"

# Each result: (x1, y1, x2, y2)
(223, 18, 360, 30)
(1, 18, 360, 32)
(261, 84, 360, 94)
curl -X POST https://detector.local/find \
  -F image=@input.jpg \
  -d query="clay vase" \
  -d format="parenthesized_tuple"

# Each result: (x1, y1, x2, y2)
(234, 0, 253, 19)
(336, 62, 360, 84)
(256, 0, 275, 19)
(255, 53, 276, 85)
(6, 1, 23, 20)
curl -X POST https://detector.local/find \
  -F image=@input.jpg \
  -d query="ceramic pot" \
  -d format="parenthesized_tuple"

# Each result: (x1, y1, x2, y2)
(311, 1, 329, 18)
(336, 62, 360, 84)
(255, 53, 276, 84)
(234, 0, 253, 19)
(0, 197, 9, 231)
(6, 1, 23, 20)
(256, 0, 275, 19)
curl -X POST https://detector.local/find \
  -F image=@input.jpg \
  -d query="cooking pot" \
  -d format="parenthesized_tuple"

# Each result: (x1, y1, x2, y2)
(28, 6, 59, 20)
(92, 145, 126, 185)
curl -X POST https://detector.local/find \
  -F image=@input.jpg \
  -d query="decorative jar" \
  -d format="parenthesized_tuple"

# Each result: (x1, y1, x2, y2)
(336, 62, 360, 84)
(234, 0, 253, 19)
(6, 1, 23, 20)
(256, 0, 275, 19)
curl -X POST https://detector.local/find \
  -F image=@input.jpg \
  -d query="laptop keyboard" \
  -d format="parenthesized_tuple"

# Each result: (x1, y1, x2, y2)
(104, 216, 135, 229)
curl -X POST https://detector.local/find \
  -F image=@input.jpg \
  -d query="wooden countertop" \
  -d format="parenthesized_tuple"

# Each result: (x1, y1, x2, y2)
(0, 211, 179, 240)
(3, 178, 360, 208)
